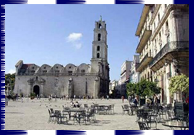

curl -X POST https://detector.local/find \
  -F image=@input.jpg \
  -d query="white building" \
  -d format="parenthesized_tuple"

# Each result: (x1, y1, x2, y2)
(130, 55, 140, 83)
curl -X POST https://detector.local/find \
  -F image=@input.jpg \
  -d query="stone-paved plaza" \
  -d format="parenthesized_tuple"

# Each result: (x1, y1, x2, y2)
(5, 98, 171, 130)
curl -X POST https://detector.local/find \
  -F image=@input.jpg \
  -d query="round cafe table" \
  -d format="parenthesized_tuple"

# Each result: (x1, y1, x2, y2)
(162, 121, 189, 130)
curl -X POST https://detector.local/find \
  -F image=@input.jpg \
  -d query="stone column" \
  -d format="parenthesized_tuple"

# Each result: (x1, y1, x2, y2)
(94, 77, 100, 98)
(40, 84, 44, 96)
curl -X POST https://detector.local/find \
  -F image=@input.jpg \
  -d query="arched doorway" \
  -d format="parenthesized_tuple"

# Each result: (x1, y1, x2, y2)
(33, 85, 40, 96)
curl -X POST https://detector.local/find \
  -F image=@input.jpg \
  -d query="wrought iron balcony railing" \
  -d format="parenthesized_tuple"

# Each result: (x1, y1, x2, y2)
(136, 53, 153, 72)
(149, 41, 189, 68)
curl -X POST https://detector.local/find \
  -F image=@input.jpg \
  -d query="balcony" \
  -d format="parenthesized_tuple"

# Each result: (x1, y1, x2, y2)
(136, 29, 152, 53)
(136, 53, 153, 72)
(149, 41, 189, 72)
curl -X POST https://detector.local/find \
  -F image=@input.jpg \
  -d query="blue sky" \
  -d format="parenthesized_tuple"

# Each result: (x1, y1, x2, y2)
(5, 4, 143, 81)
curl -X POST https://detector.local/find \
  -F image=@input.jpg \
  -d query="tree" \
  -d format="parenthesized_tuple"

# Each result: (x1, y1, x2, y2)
(5, 73, 15, 92)
(126, 79, 161, 98)
(169, 74, 189, 96)
(126, 82, 136, 96)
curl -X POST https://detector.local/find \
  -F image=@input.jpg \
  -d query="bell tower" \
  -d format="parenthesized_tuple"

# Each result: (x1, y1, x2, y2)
(91, 16, 108, 73)
(91, 17, 110, 97)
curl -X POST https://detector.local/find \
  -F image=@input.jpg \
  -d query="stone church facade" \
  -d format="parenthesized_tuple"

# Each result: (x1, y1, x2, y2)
(14, 19, 110, 98)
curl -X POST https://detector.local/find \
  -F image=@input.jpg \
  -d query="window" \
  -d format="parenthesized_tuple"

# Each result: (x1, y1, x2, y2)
(167, 35, 170, 43)
(99, 23, 102, 29)
(97, 46, 100, 51)
(81, 70, 85, 75)
(158, 14, 160, 24)
(97, 53, 100, 58)
(43, 70, 47, 74)
(98, 33, 101, 41)
(68, 71, 72, 75)
(44, 67, 46, 69)
(69, 66, 71, 69)
(55, 70, 59, 73)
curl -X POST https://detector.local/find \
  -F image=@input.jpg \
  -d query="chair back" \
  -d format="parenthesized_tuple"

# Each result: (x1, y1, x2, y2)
(84, 104, 88, 108)
(123, 104, 129, 109)
(138, 121, 150, 130)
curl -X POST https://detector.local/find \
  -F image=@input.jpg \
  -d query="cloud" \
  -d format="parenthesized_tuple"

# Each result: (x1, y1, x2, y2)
(66, 33, 83, 49)
(67, 33, 83, 42)
(8, 69, 15, 74)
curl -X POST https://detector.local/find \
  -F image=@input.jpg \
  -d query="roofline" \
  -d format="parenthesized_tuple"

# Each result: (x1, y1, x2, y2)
(135, 5, 153, 36)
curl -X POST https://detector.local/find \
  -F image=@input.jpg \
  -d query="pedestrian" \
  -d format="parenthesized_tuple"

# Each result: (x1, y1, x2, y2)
(66, 95, 69, 100)
(107, 95, 109, 100)
(55, 95, 57, 101)
(133, 96, 138, 106)
(153, 94, 158, 106)
(74, 95, 76, 100)
(121, 96, 124, 103)
(128, 95, 131, 104)
(186, 96, 189, 104)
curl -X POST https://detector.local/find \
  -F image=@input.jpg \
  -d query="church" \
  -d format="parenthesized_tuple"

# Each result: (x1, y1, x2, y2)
(14, 18, 110, 98)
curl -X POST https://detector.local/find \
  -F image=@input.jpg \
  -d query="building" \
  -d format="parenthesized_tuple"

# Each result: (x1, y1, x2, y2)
(14, 18, 110, 98)
(120, 60, 132, 97)
(120, 61, 132, 84)
(109, 80, 119, 97)
(109, 80, 118, 91)
(129, 55, 140, 83)
(135, 4, 189, 103)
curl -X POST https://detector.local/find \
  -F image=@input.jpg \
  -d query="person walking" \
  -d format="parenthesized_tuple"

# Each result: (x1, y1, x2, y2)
(55, 95, 57, 101)
(121, 96, 124, 103)
(128, 95, 132, 104)
(133, 96, 138, 106)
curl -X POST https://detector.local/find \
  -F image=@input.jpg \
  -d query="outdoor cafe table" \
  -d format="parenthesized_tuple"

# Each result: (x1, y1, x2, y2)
(97, 104, 110, 114)
(62, 108, 85, 123)
(162, 121, 189, 130)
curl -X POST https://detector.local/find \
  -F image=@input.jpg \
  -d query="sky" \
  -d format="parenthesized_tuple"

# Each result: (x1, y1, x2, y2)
(5, 4, 143, 81)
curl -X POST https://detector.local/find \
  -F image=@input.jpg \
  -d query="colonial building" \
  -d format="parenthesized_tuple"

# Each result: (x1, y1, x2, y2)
(129, 55, 140, 83)
(14, 19, 110, 98)
(135, 4, 189, 103)
(119, 60, 132, 97)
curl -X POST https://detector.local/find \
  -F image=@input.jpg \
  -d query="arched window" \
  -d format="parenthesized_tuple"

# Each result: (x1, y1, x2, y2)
(97, 46, 100, 51)
(97, 53, 100, 58)
(99, 23, 102, 29)
(98, 33, 101, 41)
(81, 69, 85, 75)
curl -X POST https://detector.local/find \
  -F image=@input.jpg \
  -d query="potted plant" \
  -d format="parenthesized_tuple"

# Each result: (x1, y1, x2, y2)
(30, 92, 36, 99)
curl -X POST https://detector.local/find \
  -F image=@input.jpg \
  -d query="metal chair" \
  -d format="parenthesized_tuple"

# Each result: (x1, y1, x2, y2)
(48, 109, 56, 122)
(138, 121, 150, 130)
(122, 104, 130, 115)
(54, 110, 68, 124)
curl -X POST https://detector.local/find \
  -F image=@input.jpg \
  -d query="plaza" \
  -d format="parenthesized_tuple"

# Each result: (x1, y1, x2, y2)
(5, 98, 181, 130)
(5, 4, 189, 131)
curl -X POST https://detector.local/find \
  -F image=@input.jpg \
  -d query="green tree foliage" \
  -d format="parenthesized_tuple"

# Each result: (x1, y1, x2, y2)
(127, 79, 161, 97)
(5, 73, 15, 91)
(169, 74, 189, 96)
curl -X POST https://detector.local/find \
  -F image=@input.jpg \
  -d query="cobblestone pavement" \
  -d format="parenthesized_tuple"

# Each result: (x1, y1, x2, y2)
(5, 98, 171, 130)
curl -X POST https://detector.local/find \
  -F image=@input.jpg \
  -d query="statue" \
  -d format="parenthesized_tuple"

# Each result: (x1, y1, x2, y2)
(100, 15, 102, 21)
